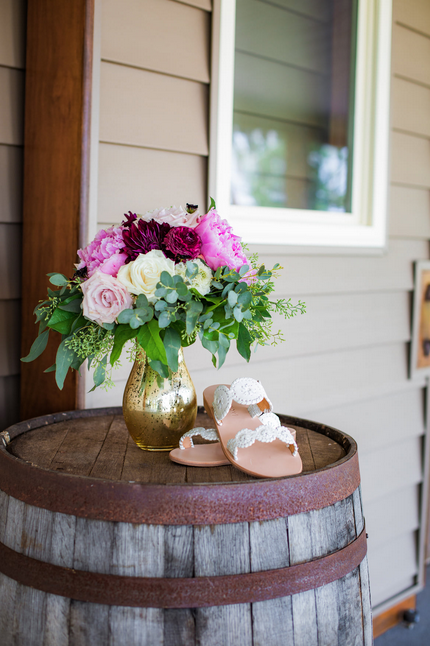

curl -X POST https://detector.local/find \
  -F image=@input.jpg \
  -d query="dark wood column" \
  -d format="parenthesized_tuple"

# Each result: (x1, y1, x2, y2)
(20, 0, 94, 420)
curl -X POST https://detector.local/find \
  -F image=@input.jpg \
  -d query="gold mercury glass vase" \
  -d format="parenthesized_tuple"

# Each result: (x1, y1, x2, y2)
(122, 348, 197, 451)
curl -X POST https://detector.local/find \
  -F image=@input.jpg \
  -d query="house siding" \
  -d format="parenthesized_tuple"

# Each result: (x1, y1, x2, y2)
(87, 0, 430, 611)
(0, 0, 26, 430)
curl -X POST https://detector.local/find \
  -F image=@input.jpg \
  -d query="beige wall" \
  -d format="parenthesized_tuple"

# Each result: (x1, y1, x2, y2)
(0, 0, 26, 429)
(88, 0, 430, 611)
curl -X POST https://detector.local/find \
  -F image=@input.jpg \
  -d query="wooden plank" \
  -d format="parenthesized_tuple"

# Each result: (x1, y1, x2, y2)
(0, 374, 19, 430)
(360, 436, 422, 505)
(109, 290, 410, 385)
(121, 433, 187, 484)
(250, 238, 428, 295)
(163, 525, 195, 645)
(389, 184, 430, 239)
(0, 299, 20, 377)
(89, 340, 415, 413)
(250, 518, 294, 645)
(97, 143, 207, 226)
(21, 0, 94, 420)
(392, 24, 430, 87)
(173, 0, 211, 10)
(368, 532, 419, 607)
(234, 51, 328, 128)
(108, 522, 164, 645)
(8, 420, 71, 468)
(99, 62, 209, 155)
(373, 594, 416, 638)
(391, 131, 430, 188)
(393, 0, 430, 38)
(0, 224, 21, 299)
(0, 66, 24, 145)
(89, 416, 129, 480)
(102, 0, 210, 83)
(49, 416, 113, 476)
(0, 145, 23, 223)
(0, 0, 26, 68)
(236, 0, 331, 74)
(310, 387, 425, 456)
(194, 523, 252, 645)
(365, 486, 420, 550)
(392, 76, 430, 138)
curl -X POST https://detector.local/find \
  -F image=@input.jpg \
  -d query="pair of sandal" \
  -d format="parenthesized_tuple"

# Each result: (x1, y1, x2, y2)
(170, 378, 303, 479)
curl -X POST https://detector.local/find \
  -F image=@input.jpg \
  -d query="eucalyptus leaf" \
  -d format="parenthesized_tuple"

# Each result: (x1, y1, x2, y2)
(135, 294, 149, 308)
(238, 291, 252, 308)
(233, 306, 244, 322)
(117, 309, 133, 324)
(44, 363, 56, 373)
(239, 264, 249, 276)
(165, 290, 178, 304)
(21, 329, 50, 363)
(160, 271, 173, 288)
(155, 300, 167, 311)
(158, 310, 171, 328)
(155, 286, 167, 297)
(228, 290, 238, 307)
(49, 273, 68, 286)
(92, 355, 107, 389)
(222, 283, 235, 298)
(217, 333, 230, 368)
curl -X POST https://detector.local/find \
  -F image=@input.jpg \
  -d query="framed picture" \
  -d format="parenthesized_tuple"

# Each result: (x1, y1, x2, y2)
(410, 261, 430, 380)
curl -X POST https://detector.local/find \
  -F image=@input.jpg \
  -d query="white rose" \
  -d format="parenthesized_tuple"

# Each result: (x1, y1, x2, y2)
(176, 259, 212, 296)
(117, 250, 175, 302)
(140, 205, 201, 228)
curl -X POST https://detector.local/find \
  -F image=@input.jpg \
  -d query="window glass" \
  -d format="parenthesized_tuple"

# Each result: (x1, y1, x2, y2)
(231, 0, 358, 213)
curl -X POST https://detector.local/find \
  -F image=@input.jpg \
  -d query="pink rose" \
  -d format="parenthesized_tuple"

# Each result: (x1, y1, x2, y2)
(195, 208, 248, 271)
(81, 271, 133, 325)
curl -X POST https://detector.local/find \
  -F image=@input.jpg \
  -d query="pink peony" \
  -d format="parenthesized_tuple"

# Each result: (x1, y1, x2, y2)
(77, 226, 126, 278)
(195, 209, 248, 271)
(81, 271, 133, 325)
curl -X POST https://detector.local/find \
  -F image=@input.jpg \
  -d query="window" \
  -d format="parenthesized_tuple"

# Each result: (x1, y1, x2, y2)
(209, 0, 392, 249)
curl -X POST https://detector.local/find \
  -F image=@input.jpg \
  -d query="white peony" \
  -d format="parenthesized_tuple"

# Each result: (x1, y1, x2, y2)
(117, 250, 175, 302)
(176, 259, 213, 296)
(140, 205, 201, 228)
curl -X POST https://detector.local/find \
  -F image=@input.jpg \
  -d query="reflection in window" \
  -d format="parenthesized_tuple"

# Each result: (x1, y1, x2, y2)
(231, 0, 357, 213)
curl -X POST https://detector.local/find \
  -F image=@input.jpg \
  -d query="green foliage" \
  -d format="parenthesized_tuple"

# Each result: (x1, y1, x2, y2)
(22, 249, 306, 386)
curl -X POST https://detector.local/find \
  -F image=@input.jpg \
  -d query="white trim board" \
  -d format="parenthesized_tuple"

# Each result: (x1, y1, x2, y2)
(209, 0, 393, 251)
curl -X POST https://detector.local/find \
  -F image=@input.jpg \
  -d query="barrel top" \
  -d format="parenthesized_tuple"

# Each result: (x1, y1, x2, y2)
(0, 407, 359, 524)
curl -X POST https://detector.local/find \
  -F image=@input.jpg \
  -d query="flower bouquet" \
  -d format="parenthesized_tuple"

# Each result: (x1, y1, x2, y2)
(22, 200, 305, 449)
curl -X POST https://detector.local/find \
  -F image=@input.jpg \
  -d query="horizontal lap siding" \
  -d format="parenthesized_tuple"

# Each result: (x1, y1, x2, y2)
(0, 0, 26, 430)
(90, 0, 428, 613)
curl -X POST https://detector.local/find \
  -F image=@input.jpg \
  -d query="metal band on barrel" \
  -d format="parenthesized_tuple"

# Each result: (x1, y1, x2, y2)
(0, 528, 367, 608)
(0, 408, 360, 525)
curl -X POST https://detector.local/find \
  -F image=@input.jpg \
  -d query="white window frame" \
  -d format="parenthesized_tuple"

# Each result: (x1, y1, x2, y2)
(209, 0, 393, 250)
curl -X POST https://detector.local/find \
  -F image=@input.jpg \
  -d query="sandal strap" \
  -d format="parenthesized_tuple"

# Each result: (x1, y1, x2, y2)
(179, 427, 218, 449)
(213, 378, 273, 424)
(227, 423, 298, 461)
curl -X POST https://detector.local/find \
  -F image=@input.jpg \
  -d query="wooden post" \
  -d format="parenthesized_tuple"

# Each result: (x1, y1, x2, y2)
(20, 0, 94, 419)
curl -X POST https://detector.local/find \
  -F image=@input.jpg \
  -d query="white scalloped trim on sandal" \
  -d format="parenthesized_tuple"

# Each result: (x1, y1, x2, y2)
(212, 378, 273, 425)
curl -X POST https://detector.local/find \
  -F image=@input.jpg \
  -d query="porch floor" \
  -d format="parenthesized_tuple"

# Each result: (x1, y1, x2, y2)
(375, 566, 430, 645)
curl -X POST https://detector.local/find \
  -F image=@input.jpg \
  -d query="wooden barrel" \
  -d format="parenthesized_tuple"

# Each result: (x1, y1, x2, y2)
(0, 407, 372, 646)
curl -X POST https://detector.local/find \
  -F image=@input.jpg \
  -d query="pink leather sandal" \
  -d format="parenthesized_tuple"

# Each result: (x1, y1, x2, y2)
(203, 379, 303, 478)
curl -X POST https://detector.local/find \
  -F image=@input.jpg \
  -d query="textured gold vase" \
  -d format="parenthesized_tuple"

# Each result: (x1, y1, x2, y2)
(122, 349, 197, 451)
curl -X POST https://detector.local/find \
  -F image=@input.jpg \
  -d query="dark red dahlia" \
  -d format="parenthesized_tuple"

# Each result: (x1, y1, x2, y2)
(123, 219, 172, 261)
(121, 211, 138, 228)
(163, 226, 202, 261)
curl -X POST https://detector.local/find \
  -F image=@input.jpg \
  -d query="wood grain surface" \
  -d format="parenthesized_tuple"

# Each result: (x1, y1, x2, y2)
(20, 0, 94, 420)
(8, 411, 346, 484)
